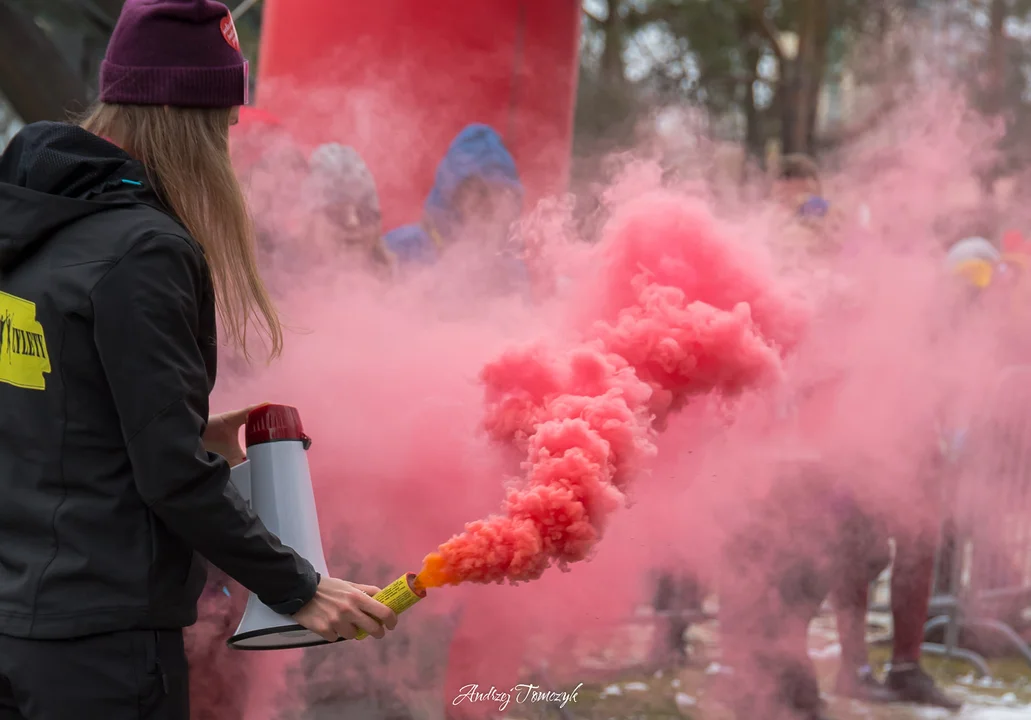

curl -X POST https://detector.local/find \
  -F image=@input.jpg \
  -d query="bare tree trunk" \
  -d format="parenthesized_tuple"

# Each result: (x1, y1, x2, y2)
(803, 1, 831, 153)
(980, 0, 1010, 193)
(787, 7, 814, 153)
(744, 42, 765, 160)
(600, 0, 626, 88)
(0, 1, 90, 123)
(785, 0, 831, 156)
(986, 0, 1008, 116)
(876, 1, 890, 37)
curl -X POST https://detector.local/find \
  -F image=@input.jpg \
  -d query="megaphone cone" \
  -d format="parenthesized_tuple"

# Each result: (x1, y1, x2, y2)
(227, 404, 331, 650)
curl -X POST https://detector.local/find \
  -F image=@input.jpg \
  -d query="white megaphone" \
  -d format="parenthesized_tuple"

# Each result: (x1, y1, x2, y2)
(226, 403, 331, 650)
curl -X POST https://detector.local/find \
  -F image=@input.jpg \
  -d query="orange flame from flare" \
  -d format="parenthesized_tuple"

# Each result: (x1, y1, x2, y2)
(416, 552, 452, 589)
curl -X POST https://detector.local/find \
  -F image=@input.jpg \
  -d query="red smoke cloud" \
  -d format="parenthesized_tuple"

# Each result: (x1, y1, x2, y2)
(418, 193, 806, 587)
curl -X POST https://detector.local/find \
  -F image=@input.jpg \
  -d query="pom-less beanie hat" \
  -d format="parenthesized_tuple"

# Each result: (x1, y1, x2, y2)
(100, 0, 248, 108)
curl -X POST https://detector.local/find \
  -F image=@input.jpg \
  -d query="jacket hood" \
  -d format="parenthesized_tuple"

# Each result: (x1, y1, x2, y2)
(423, 124, 523, 242)
(0, 122, 159, 271)
(304, 142, 381, 220)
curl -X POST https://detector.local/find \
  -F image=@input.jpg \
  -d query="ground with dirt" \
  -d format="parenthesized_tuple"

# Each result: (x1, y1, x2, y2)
(498, 611, 1031, 720)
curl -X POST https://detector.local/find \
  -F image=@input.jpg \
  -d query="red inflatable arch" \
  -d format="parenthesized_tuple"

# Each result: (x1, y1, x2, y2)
(255, 0, 580, 230)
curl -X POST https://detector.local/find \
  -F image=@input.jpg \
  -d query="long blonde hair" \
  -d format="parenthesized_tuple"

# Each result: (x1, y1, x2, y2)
(80, 103, 283, 361)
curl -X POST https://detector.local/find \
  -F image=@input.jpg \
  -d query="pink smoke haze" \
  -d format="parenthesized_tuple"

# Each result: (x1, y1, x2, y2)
(188, 84, 1031, 720)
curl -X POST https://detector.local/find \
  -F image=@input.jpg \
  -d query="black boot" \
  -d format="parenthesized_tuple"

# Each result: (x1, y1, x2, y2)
(833, 667, 898, 703)
(885, 665, 962, 710)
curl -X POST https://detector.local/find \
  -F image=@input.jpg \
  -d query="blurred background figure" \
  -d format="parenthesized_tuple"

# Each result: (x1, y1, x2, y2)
(718, 458, 844, 720)
(770, 154, 841, 269)
(827, 237, 1002, 712)
(947, 236, 1001, 294)
(303, 142, 394, 278)
(385, 124, 528, 295)
(774, 153, 828, 219)
(239, 141, 391, 306)
(648, 570, 705, 669)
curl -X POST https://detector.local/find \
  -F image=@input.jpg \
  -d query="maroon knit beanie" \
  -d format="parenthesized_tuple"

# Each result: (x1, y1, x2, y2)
(100, 0, 248, 108)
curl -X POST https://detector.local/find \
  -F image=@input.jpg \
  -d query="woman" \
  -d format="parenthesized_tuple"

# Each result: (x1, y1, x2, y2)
(0, 2, 396, 719)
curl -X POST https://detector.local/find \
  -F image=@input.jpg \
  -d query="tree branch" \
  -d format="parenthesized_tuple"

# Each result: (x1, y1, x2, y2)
(583, 7, 605, 25)
(231, 0, 262, 21)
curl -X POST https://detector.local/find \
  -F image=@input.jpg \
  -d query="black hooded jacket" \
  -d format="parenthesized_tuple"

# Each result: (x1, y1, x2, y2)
(0, 122, 318, 639)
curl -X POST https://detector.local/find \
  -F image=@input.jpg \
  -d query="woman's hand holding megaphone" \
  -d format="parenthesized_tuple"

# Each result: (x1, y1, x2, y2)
(204, 404, 259, 467)
(293, 576, 399, 642)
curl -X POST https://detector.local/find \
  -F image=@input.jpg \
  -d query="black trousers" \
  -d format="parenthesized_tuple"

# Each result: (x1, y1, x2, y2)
(0, 630, 189, 720)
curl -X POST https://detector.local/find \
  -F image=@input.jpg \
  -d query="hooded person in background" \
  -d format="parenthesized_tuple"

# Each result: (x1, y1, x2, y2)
(384, 124, 528, 295)
(302, 143, 393, 278)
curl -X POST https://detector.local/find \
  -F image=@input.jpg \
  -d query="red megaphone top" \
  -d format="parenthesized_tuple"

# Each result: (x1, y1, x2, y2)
(245, 404, 309, 447)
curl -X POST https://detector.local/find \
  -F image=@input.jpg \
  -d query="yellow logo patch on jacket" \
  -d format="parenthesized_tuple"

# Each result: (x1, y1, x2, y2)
(0, 290, 50, 390)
